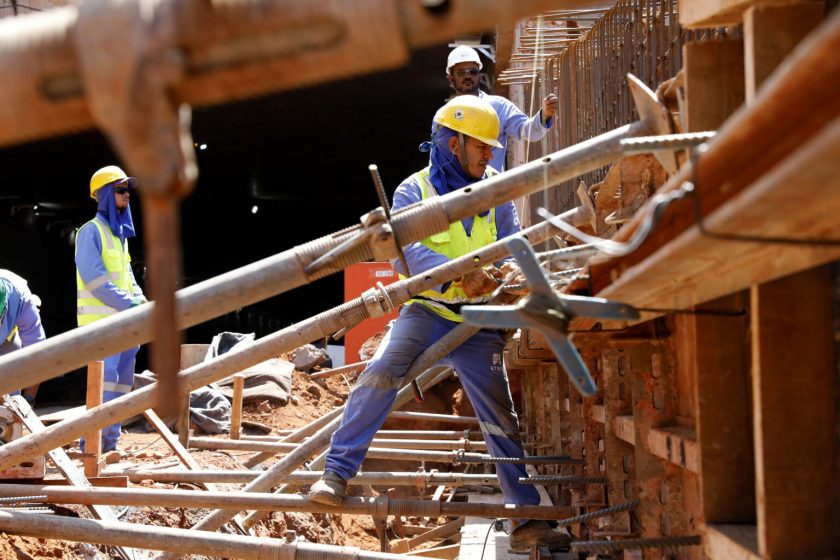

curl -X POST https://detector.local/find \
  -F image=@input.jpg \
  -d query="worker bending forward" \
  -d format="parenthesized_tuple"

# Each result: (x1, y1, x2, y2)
(310, 96, 570, 551)
(0, 269, 46, 402)
(75, 166, 146, 451)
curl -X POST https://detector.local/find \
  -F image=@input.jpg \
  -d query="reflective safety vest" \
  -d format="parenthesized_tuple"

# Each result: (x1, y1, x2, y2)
(403, 167, 498, 323)
(76, 217, 135, 326)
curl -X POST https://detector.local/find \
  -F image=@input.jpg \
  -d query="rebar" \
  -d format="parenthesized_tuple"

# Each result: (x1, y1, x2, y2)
(190, 437, 489, 453)
(518, 476, 607, 485)
(619, 131, 717, 153)
(554, 500, 639, 527)
(571, 535, 701, 553)
(0, 495, 47, 504)
(455, 452, 583, 465)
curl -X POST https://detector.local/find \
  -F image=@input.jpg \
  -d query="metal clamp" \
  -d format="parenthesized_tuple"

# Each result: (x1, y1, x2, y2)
(360, 282, 394, 318)
(460, 236, 639, 397)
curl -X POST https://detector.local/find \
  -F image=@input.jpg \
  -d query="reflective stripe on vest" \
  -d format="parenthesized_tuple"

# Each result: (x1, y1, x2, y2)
(6, 325, 17, 343)
(103, 381, 133, 394)
(76, 217, 134, 326)
(403, 167, 498, 323)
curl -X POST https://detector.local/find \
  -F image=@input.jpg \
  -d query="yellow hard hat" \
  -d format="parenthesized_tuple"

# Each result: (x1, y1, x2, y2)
(433, 96, 503, 148)
(89, 165, 138, 199)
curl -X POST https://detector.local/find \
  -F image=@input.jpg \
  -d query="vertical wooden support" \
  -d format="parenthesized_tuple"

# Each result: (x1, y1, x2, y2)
(177, 344, 209, 447)
(679, 294, 755, 524)
(230, 374, 245, 440)
(600, 347, 635, 535)
(578, 346, 604, 515)
(84, 361, 104, 478)
(751, 267, 839, 558)
(743, 2, 823, 104)
(683, 39, 744, 133)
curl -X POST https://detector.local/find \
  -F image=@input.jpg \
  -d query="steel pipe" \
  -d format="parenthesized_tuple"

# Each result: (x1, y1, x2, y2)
(0, 484, 572, 520)
(104, 469, 500, 487)
(0, 81, 658, 396)
(0, 509, 412, 560)
(387, 411, 480, 425)
(0, 215, 569, 471)
(243, 430, 493, 441)
(190, 437, 488, 453)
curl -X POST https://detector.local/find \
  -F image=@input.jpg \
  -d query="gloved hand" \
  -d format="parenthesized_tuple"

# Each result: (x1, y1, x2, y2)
(458, 266, 501, 299)
(500, 262, 529, 296)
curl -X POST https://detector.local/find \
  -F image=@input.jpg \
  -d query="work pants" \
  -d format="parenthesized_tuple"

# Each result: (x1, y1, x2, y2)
(82, 345, 139, 452)
(325, 303, 539, 507)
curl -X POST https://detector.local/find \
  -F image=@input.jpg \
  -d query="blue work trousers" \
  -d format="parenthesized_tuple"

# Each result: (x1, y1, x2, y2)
(82, 345, 139, 452)
(325, 303, 539, 507)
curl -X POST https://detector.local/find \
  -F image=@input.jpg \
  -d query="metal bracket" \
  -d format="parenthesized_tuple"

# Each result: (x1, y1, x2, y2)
(361, 281, 395, 318)
(460, 237, 639, 397)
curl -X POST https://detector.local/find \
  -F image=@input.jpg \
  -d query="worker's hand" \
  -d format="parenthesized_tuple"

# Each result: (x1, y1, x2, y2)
(459, 267, 501, 299)
(542, 94, 559, 123)
(500, 262, 530, 296)
(130, 296, 147, 307)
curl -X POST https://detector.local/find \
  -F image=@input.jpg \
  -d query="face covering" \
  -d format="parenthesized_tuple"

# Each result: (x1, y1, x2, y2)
(95, 183, 136, 242)
(427, 125, 477, 197)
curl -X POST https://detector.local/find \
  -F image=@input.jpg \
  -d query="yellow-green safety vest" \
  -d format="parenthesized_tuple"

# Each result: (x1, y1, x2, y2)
(76, 217, 135, 326)
(403, 167, 498, 322)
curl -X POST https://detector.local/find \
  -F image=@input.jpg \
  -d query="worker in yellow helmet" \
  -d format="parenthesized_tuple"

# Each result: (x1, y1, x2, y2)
(75, 165, 146, 452)
(310, 96, 571, 551)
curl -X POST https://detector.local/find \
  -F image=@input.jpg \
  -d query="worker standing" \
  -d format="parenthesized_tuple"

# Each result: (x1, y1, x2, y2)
(75, 165, 146, 452)
(0, 269, 46, 403)
(310, 96, 571, 551)
(444, 45, 559, 171)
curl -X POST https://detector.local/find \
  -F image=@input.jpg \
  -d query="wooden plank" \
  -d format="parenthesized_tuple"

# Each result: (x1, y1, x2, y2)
(230, 374, 245, 440)
(678, 0, 812, 28)
(612, 415, 635, 446)
(646, 426, 699, 474)
(405, 543, 460, 559)
(704, 524, 760, 560)
(751, 267, 839, 557)
(83, 361, 104, 478)
(677, 293, 755, 524)
(4, 395, 136, 560)
(743, 2, 823, 103)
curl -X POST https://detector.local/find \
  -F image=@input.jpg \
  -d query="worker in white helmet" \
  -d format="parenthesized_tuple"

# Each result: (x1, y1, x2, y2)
(75, 165, 147, 452)
(444, 45, 558, 172)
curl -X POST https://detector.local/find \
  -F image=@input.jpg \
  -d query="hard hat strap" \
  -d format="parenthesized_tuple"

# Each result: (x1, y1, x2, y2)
(457, 132, 469, 170)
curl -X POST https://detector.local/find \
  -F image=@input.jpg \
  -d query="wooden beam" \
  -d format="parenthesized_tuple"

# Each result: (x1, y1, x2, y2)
(750, 267, 839, 557)
(683, 39, 744, 132)
(83, 361, 104, 478)
(591, 112, 840, 313)
(743, 2, 823, 103)
(704, 524, 760, 560)
(678, 0, 817, 29)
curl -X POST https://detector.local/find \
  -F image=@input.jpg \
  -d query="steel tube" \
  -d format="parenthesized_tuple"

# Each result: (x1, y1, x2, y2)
(190, 437, 488, 452)
(0, 509, 412, 560)
(242, 430, 492, 441)
(0, 115, 636, 396)
(0, 215, 569, 472)
(104, 469, 500, 486)
(0, 484, 571, 520)
(387, 411, 480, 425)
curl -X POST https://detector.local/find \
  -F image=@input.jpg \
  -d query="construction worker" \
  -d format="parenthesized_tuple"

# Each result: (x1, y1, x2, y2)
(76, 165, 147, 452)
(445, 45, 559, 171)
(0, 269, 45, 402)
(310, 96, 571, 551)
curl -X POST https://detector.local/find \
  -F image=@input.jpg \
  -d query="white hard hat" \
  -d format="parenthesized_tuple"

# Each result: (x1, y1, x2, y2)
(446, 45, 483, 74)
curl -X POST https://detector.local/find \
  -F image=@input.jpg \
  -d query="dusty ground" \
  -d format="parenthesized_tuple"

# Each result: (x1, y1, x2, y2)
(0, 354, 474, 559)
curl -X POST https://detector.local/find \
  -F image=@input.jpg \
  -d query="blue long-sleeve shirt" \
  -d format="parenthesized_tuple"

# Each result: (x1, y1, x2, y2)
(0, 271, 45, 348)
(479, 91, 552, 172)
(391, 170, 521, 291)
(75, 216, 144, 312)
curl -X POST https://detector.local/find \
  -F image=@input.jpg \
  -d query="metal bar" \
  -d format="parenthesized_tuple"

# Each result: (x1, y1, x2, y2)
(571, 535, 702, 553)
(308, 360, 369, 380)
(189, 436, 489, 452)
(103, 470, 501, 486)
(242, 430, 494, 441)
(386, 411, 480, 425)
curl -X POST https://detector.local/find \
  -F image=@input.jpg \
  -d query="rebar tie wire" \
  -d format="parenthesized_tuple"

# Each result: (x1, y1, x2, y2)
(571, 535, 701, 553)
(455, 451, 584, 465)
(519, 475, 608, 485)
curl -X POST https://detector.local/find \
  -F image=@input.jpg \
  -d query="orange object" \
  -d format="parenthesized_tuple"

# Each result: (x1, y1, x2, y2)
(343, 262, 400, 363)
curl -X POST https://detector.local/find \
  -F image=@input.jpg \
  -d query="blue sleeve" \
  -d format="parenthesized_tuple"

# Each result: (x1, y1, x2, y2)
(391, 178, 451, 290)
(75, 223, 135, 312)
(14, 292, 45, 348)
(494, 96, 551, 142)
(494, 201, 522, 266)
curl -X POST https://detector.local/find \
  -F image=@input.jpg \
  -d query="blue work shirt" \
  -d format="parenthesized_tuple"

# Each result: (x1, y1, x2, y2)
(391, 170, 521, 292)
(0, 271, 45, 348)
(479, 90, 552, 172)
(75, 215, 145, 312)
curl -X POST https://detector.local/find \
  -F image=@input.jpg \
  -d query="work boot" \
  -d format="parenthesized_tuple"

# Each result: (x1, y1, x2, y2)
(309, 471, 347, 506)
(508, 520, 571, 551)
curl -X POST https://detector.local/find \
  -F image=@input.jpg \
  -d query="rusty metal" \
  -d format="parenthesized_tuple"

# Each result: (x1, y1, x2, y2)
(620, 131, 717, 154)
(554, 500, 639, 527)
(571, 535, 701, 553)
(519, 476, 607, 485)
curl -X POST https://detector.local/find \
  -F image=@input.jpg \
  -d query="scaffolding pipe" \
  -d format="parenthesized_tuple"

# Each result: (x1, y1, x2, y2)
(104, 469, 501, 486)
(0, 484, 572, 520)
(190, 437, 489, 452)
(0, 212, 576, 472)
(0, 83, 658, 396)
(387, 411, 480, 425)
(242, 430, 493, 440)
(0, 509, 415, 560)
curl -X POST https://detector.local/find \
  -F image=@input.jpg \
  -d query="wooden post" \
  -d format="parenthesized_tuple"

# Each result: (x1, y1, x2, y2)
(178, 344, 209, 447)
(83, 361, 104, 478)
(230, 374, 245, 440)
(743, 2, 823, 104)
(750, 267, 839, 558)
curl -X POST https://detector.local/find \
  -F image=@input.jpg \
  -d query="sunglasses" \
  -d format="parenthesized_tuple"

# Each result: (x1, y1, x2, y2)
(114, 186, 130, 195)
(453, 68, 480, 78)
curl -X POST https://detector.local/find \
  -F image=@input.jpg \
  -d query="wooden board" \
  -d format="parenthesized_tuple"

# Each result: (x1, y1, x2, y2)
(678, 0, 818, 28)
(683, 39, 744, 133)
(750, 267, 839, 557)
